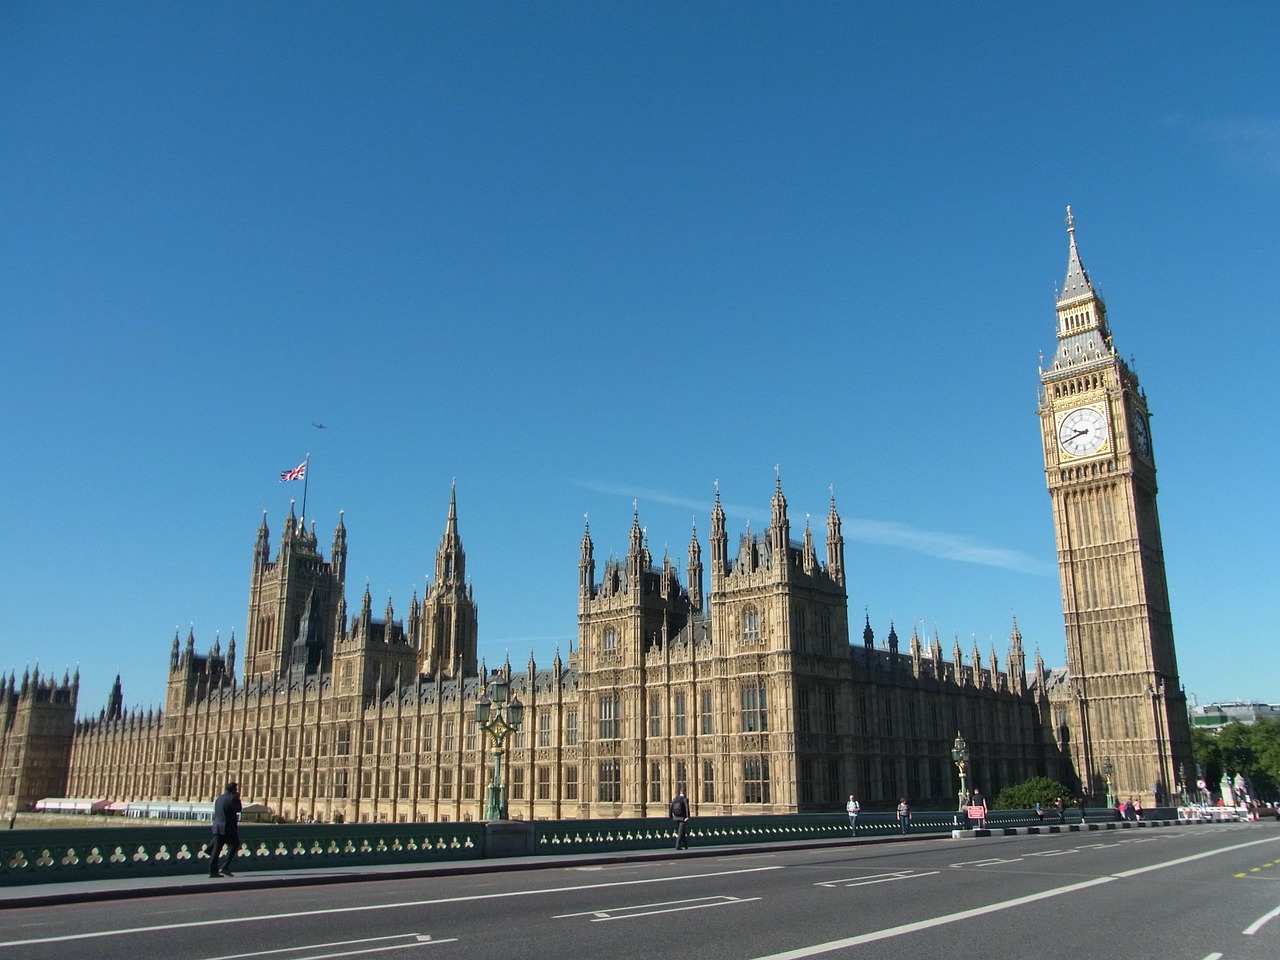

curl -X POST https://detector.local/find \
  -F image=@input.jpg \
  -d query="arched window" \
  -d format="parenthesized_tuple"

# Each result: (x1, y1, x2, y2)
(743, 605, 761, 643)
(741, 682, 769, 732)
(602, 626, 618, 655)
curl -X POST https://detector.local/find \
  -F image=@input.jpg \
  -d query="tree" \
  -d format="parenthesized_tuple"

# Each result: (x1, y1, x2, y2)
(993, 776, 1074, 810)
(1190, 719, 1280, 803)
(1191, 726, 1222, 790)
(1247, 718, 1280, 799)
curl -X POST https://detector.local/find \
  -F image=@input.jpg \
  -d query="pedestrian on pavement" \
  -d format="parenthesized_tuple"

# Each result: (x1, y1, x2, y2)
(1134, 798, 1143, 822)
(670, 787, 691, 850)
(1055, 796, 1065, 823)
(208, 781, 242, 877)
(970, 790, 988, 827)
(897, 798, 911, 834)
(846, 795, 861, 834)
(1035, 801, 1044, 821)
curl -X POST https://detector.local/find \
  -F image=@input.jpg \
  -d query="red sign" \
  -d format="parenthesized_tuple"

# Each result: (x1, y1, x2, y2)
(966, 805, 987, 819)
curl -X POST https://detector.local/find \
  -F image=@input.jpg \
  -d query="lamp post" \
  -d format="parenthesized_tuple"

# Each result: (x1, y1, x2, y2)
(1101, 757, 1115, 810)
(475, 674, 524, 821)
(951, 732, 970, 821)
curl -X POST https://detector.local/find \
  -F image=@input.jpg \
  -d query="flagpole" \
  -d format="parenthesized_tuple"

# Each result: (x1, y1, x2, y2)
(301, 452, 311, 522)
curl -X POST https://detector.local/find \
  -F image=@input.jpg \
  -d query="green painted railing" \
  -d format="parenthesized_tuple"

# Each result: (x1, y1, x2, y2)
(0, 821, 484, 887)
(0, 807, 1183, 887)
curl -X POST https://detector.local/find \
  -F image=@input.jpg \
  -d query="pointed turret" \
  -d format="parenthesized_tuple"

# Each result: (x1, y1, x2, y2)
(331, 510, 348, 582)
(826, 491, 845, 588)
(254, 511, 271, 567)
(106, 674, 123, 721)
(887, 621, 899, 656)
(435, 484, 465, 584)
(686, 520, 703, 615)
(626, 504, 645, 580)
(282, 500, 298, 545)
(359, 584, 373, 634)
(769, 472, 790, 570)
(862, 613, 874, 650)
(421, 487, 479, 677)
(579, 518, 595, 599)
(710, 484, 728, 585)
(1007, 616, 1026, 694)
(1047, 206, 1114, 372)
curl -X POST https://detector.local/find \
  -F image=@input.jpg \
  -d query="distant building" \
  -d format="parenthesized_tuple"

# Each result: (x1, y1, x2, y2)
(1190, 702, 1280, 730)
(1, 215, 1191, 820)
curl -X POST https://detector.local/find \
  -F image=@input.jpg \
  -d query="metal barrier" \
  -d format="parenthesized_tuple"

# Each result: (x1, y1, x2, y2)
(0, 821, 484, 887)
(0, 806, 1187, 887)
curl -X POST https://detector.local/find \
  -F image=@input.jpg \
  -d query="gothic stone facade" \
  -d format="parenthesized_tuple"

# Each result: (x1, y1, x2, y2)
(1037, 212, 1193, 803)
(3, 220, 1188, 821)
(10, 481, 1060, 823)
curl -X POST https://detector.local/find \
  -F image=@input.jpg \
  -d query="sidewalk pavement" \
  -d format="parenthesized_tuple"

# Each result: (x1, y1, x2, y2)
(0, 816, 1203, 910)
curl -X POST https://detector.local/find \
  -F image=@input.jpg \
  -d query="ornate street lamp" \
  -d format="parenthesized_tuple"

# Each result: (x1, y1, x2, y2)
(1101, 757, 1115, 809)
(475, 674, 524, 821)
(951, 732, 970, 817)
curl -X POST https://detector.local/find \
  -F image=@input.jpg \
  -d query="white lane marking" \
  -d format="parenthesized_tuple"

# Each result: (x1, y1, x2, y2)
(1201, 953, 1223, 959)
(0, 865, 782, 949)
(1243, 903, 1280, 935)
(747, 836, 1280, 960)
(200, 934, 449, 960)
(815, 870, 939, 888)
(1111, 838, 1280, 878)
(951, 857, 1022, 868)
(211, 936, 454, 960)
(749, 875, 1115, 960)
(555, 895, 759, 921)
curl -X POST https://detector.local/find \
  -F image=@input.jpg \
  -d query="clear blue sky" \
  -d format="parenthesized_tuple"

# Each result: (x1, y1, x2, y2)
(2, 2, 1276, 712)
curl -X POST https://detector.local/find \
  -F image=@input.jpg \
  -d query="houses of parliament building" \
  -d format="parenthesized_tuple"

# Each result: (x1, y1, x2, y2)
(1, 217, 1192, 822)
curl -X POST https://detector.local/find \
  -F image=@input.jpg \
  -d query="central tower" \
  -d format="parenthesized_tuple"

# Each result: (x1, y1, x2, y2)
(1037, 209, 1191, 804)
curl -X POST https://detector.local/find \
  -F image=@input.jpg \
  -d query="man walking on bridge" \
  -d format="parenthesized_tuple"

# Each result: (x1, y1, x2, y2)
(670, 787, 691, 850)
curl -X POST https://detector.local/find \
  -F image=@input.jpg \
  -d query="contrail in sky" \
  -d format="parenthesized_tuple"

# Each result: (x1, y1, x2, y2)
(572, 480, 1052, 576)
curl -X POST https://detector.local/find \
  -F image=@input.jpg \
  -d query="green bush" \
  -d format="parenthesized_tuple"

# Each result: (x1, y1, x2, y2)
(993, 776, 1074, 811)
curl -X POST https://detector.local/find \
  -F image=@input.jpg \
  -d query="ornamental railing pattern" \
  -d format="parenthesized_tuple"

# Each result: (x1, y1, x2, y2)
(0, 807, 1181, 887)
(1, 821, 483, 887)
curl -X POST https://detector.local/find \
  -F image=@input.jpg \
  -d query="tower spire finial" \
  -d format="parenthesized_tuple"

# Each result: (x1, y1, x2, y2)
(1066, 204, 1075, 237)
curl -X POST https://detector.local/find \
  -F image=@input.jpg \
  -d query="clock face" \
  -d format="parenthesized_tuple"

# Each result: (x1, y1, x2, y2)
(1131, 412, 1151, 457)
(1057, 406, 1108, 457)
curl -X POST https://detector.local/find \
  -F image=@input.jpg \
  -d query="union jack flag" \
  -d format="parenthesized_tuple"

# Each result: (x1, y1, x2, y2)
(279, 461, 307, 482)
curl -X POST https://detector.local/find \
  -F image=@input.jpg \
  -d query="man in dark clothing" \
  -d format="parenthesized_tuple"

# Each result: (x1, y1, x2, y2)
(670, 788, 690, 850)
(208, 781, 242, 877)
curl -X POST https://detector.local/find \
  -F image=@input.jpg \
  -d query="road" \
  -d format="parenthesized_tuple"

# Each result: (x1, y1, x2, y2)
(2, 823, 1278, 960)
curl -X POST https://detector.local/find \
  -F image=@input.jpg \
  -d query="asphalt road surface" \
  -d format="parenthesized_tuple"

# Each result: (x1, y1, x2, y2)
(3, 823, 1278, 960)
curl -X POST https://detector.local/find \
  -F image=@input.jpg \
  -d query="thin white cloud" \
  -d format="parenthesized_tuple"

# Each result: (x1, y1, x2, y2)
(847, 518, 1053, 576)
(572, 480, 755, 523)
(572, 480, 1053, 576)
(1164, 113, 1280, 177)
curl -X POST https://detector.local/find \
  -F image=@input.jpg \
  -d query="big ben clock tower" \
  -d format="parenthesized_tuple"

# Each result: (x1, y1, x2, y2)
(1039, 208, 1191, 806)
